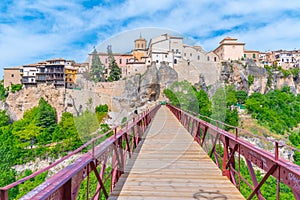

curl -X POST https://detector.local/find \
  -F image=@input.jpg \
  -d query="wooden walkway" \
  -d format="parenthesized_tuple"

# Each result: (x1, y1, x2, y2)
(109, 106, 245, 200)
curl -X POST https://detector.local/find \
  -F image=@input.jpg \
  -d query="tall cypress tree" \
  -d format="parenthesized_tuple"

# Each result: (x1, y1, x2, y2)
(107, 45, 121, 81)
(90, 48, 105, 82)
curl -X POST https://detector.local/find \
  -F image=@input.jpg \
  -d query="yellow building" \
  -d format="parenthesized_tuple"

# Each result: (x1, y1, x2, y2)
(132, 34, 147, 62)
(65, 66, 77, 88)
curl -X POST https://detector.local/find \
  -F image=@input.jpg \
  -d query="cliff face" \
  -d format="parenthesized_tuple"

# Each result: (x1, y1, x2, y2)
(4, 62, 178, 123)
(110, 62, 178, 125)
(220, 61, 300, 94)
(5, 84, 65, 121)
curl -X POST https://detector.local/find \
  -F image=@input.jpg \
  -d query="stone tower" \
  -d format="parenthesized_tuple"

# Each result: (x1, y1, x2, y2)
(132, 33, 147, 62)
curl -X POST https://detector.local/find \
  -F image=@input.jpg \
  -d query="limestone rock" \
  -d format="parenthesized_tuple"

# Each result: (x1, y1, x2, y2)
(158, 61, 178, 92)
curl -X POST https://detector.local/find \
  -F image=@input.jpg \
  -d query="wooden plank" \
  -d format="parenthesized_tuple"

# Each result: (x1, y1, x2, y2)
(108, 106, 245, 199)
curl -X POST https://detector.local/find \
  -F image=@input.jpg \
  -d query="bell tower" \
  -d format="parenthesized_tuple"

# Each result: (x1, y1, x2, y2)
(132, 33, 147, 62)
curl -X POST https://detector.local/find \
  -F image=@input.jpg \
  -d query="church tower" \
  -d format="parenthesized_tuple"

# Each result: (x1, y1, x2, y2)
(132, 33, 147, 62)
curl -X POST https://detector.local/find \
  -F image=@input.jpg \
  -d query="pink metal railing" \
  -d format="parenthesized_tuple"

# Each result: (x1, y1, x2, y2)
(167, 104, 300, 200)
(0, 104, 161, 200)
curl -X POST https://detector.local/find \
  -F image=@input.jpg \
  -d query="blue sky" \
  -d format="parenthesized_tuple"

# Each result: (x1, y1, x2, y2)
(1, 0, 300, 77)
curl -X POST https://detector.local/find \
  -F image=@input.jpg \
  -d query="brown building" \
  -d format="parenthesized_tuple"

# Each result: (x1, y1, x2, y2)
(4, 67, 22, 88)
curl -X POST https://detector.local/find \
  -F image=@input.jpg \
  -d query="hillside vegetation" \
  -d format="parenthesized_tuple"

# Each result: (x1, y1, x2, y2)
(0, 98, 110, 199)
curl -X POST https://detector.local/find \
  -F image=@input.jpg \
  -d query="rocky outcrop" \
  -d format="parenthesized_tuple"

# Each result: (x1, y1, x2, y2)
(158, 61, 178, 92)
(5, 84, 65, 121)
(117, 61, 178, 109)
(109, 62, 178, 126)
(219, 61, 300, 94)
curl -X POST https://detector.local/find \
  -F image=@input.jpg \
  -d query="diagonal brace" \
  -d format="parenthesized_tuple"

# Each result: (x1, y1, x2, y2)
(90, 161, 109, 199)
(247, 163, 278, 200)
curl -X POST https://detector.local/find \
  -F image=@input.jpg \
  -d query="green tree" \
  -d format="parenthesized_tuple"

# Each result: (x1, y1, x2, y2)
(107, 45, 121, 81)
(0, 110, 10, 127)
(74, 109, 99, 142)
(225, 108, 239, 130)
(95, 104, 108, 123)
(248, 75, 254, 87)
(195, 89, 212, 118)
(235, 90, 248, 104)
(211, 87, 227, 126)
(0, 82, 8, 100)
(245, 88, 300, 134)
(163, 88, 180, 107)
(10, 84, 22, 93)
(225, 85, 237, 106)
(36, 98, 56, 144)
(90, 48, 105, 82)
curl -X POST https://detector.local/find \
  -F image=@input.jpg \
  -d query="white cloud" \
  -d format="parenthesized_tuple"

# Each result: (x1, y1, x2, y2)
(1, 0, 300, 77)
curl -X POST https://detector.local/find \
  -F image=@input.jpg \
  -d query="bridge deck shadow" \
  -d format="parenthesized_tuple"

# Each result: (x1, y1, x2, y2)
(108, 106, 245, 200)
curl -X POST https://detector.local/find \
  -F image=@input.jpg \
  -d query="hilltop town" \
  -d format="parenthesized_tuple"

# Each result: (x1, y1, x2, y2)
(4, 33, 300, 89)
(1, 33, 300, 123)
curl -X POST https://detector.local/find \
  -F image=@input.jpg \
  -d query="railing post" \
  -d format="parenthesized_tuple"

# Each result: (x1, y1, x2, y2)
(275, 141, 279, 161)
(92, 140, 95, 158)
(0, 189, 8, 200)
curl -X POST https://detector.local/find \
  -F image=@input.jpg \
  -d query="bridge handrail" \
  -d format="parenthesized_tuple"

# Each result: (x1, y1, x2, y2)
(183, 105, 300, 153)
(0, 127, 113, 191)
(0, 104, 161, 200)
(167, 104, 300, 199)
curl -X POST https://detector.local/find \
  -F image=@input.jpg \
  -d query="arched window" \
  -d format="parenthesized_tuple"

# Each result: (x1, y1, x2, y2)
(207, 56, 210, 61)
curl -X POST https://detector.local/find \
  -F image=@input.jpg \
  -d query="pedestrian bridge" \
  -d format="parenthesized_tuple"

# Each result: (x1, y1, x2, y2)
(1, 104, 300, 200)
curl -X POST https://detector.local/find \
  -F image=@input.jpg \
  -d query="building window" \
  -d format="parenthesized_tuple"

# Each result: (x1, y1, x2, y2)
(138, 44, 140, 48)
(197, 55, 200, 60)
(207, 56, 210, 61)
(190, 53, 192, 56)
(174, 59, 177, 64)
(11, 74, 14, 77)
(119, 59, 122, 64)
(156, 60, 159, 63)
(214, 57, 217, 62)
(141, 44, 144, 48)
(126, 59, 128, 63)
(165, 55, 167, 58)
(105, 58, 107, 64)
(244, 54, 246, 58)
(184, 53, 186, 56)
(252, 54, 256, 59)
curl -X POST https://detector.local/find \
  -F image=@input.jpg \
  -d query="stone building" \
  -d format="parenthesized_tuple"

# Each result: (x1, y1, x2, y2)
(147, 34, 183, 68)
(132, 34, 147, 62)
(213, 37, 245, 61)
(244, 50, 260, 62)
(3, 67, 22, 88)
